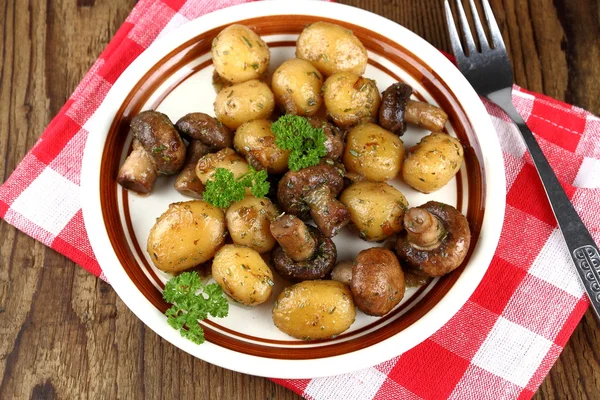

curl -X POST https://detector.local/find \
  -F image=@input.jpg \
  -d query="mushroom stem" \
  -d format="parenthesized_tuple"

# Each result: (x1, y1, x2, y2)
(303, 185, 350, 238)
(117, 139, 158, 194)
(174, 140, 210, 198)
(404, 100, 448, 132)
(270, 214, 317, 262)
(404, 207, 446, 250)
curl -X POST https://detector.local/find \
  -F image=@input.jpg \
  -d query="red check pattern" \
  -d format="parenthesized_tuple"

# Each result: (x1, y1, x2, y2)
(1, 1, 599, 399)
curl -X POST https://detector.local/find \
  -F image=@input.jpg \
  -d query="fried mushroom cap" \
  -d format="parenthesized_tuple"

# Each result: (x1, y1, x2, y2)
(277, 161, 350, 238)
(395, 201, 471, 277)
(271, 225, 337, 281)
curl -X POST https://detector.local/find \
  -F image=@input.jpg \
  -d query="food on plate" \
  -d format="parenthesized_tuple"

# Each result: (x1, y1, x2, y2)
(202, 166, 269, 209)
(272, 280, 356, 340)
(174, 140, 210, 198)
(147, 201, 226, 272)
(323, 72, 380, 127)
(395, 201, 471, 277)
(330, 260, 353, 286)
(196, 148, 250, 184)
(117, 111, 186, 194)
(271, 58, 323, 116)
(379, 82, 449, 135)
(128, 21, 473, 344)
(226, 196, 279, 253)
(271, 214, 337, 280)
(211, 24, 270, 84)
(270, 114, 327, 171)
(214, 79, 275, 130)
(212, 244, 275, 306)
(234, 119, 290, 174)
(296, 21, 368, 76)
(278, 162, 349, 238)
(343, 123, 404, 181)
(176, 112, 234, 149)
(163, 271, 229, 344)
(308, 118, 345, 161)
(340, 181, 408, 242)
(351, 248, 405, 316)
(402, 132, 464, 193)
(270, 214, 317, 262)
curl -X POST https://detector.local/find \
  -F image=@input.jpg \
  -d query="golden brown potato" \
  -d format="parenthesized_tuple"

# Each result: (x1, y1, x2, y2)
(233, 120, 290, 174)
(323, 72, 380, 127)
(212, 244, 274, 306)
(214, 80, 275, 130)
(272, 280, 355, 340)
(195, 148, 250, 185)
(402, 132, 464, 193)
(271, 58, 323, 116)
(296, 22, 368, 77)
(147, 201, 226, 273)
(351, 248, 405, 316)
(226, 196, 279, 253)
(340, 181, 408, 242)
(211, 24, 270, 84)
(343, 123, 404, 181)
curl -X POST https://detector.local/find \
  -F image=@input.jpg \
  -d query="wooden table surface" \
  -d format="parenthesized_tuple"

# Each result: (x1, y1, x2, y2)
(1, 0, 599, 398)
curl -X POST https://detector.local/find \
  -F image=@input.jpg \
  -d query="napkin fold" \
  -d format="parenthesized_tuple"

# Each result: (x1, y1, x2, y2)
(1, 0, 599, 399)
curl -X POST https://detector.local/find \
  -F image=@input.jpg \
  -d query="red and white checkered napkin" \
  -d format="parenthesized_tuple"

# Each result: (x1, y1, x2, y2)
(1, 0, 599, 398)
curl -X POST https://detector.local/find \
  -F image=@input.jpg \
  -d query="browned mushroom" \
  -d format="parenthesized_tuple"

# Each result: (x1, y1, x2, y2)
(117, 111, 186, 194)
(270, 214, 336, 280)
(351, 247, 405, 316)
(395, 201, 471, 277)
(379, 82, 448, 135)
(277, 161, 350, 238)
(173, 113, 233, 197)
(173, 140, 210, 198)
(307, 117, 345, 161)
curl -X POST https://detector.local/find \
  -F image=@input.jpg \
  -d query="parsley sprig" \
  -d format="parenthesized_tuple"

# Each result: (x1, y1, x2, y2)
(271, 115, 327, 171)
(203, 167, 269, 208)
(163, 272, 229, 345)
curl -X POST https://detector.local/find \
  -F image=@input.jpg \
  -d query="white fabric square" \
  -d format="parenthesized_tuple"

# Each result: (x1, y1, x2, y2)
(472, 317, 553, 387)
(10, 167, 80, 236)
(157, 13, 191, 40)
(528, 229, 585, 298)
(513, 90, 535, 121)
(573, 157, 600, 188)
(304, 366, 387, 400)
(491, 115, 527, 159)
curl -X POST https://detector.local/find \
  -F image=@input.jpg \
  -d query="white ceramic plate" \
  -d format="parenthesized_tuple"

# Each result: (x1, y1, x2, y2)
(81, 1, 506, 379)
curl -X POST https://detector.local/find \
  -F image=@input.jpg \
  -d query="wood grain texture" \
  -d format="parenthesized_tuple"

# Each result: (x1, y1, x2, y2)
(0, 0, 598, 399)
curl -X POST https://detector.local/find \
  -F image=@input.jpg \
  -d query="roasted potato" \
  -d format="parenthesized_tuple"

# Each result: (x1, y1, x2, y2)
(296, 22, 368, 76)
(195, 148, 250, 185)
(343, 123, 404, 181)
(212, 244, 274, 306)
(271, 58, 323, 116)
(147, 201, 226, 272)
(351, 248, 405, 316)
(214, 80, 275, 130)
(234, 120, 290, 174)
(402, 132, 464, 193)
(323, 72, 380, 127)
(226, 196, 279, 253)
(272, 280, 356, 340)
(211, 24, 270, 84)
(340, 181, 408, 241)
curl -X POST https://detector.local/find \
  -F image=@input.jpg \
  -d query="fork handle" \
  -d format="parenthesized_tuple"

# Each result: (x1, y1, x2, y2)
(499, 101, 600, 317)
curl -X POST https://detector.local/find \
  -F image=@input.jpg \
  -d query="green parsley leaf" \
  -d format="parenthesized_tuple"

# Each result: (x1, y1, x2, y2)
(271, 115, 327, 171)
(163, 272, 229, 345)
(203, 167, 270, 208)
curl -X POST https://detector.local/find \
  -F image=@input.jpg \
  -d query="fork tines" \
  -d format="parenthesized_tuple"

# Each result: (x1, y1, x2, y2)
(444, 0, 505, 56)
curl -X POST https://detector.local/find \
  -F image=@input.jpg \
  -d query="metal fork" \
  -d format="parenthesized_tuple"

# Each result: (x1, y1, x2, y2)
(445, 0, 600, 317)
